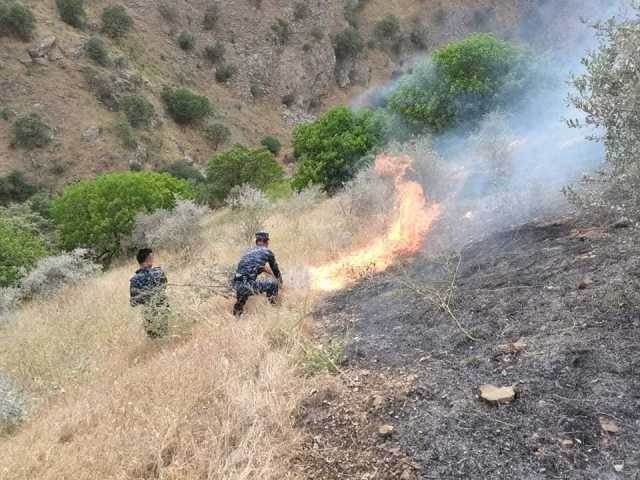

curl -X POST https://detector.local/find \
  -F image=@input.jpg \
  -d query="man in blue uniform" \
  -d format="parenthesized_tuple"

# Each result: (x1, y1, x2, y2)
(233, 231, 283, 316)
(130, 248, 169, 338)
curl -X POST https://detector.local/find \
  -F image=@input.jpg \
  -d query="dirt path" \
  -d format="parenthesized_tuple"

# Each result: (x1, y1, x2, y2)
(296, 218, 640, 479)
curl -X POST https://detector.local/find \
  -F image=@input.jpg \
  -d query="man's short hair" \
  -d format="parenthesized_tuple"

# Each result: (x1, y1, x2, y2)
(255, 231, 269, 243)
(136, 248, 153, 264)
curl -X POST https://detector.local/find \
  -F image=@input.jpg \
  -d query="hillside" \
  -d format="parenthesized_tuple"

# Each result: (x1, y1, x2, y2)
(0, 0, 594, 190)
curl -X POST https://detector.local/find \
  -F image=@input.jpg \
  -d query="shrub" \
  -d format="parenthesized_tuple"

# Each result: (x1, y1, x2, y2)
(373, 15, 400, 42)
(204, 145, 284, 205)
(51, 172, 193, 260)
(204, 41, 225, 64)
(13, 113, 51, 149)
(157, 0, 178, 22)
(261, 135, 281, 156)
(0, 0, 35, 41)
(115, 117, 137, 149)
(126, 199, 209, 251)
(56, 0, 85, 28)
(215, 63, 236, 83)
(568, 9, 640, 214)
(0, 216, 48, 287)
(344, 0, 367, 28)
(410, 21, 428, 49)
(203, 2, 219, 30)
(293, 1, 310, 21)
(160, 160, 205, 184)
(334, 27, 364, 61)
(85, 35, 110, 66)
(225, 184, 270, 242)
(271, 18, 289, 46)
(178, 31, 195, 50)
(161, 87, 212, 125)
(17, 249, 101, 301)
(0, 201, 56, 249)
(101, 4, 133, 39)
(202, 123, 230, 149)
(0, 171, 37, 206)
(291, 106, 385, 193)
(0, 373, 28, 435)
(389, 33, 531, 132)
(122, 95, 155, 128)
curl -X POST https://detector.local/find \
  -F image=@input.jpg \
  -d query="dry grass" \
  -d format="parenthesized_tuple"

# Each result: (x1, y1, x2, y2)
(0, 181, 389, 479)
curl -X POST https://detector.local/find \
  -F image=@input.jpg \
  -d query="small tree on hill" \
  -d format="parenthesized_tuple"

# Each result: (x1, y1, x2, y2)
(56, 0, 86, 28)
(122, 95, 155, 128)
(13, 113, 52, 149)
(204, 145, 284, 205)
(101, 4, 133, 39)
(0, 0, 35, 41)
(0, 216, 48, 287)
(161, 87, 212, 125)
(389, 33, 531, 132)
(292, 106, 385, 193)
(261, 136, 282, 156)
(334, 27, 364, 61)
(51, 172, 193, 260)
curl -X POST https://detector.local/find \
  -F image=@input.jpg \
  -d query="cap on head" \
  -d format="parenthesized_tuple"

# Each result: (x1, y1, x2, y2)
(255, 231, 269, 243)
(136, 248, 153, 265)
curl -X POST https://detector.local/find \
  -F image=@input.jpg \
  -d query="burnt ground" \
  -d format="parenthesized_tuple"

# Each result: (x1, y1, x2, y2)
(295, 217, 640, 479)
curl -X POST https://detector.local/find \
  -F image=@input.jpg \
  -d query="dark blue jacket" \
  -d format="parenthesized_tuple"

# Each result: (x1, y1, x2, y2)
(129, 266, 168, 307)
(235, 246, 282, 283)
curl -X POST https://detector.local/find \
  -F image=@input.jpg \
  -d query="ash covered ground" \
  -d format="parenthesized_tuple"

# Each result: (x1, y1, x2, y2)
(295, 214, 640, 479)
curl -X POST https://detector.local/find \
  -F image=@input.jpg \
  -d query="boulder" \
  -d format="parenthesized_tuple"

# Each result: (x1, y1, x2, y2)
(479, 384, 516, 404)
(28, 36, 57, 59)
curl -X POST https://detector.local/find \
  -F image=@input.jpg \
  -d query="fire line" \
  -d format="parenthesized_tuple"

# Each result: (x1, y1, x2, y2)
(310, 154, 442, 292)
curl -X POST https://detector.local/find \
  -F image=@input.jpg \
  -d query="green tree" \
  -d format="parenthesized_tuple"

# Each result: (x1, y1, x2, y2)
(0, 216, 48, 287)
(0, 0, 35, 41)
(122, 95, 155, 128)
(51, 172, 192, 260)
(0, 170, 37, 205)
(204, 145, 284, 205)
(291, 106, 385, 193)
(334, 27, 364, 61)
(101, 4, 133, 38)
(389, 33, 530, 132)
(13, 113, 52, 149)
(160, 160, 205, 184)
(161, 87, 212, 125)
(56, 0, 85, 28)
(85, 35, 110, 66)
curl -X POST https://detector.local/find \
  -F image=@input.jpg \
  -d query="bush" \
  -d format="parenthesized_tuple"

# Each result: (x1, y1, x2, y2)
(261, 135, 281, 156)
(215, 63, 236, 83)
(51, 172, 193, 260)
(225, 184, 270, 242)
(126, 199, 209, 251)
(0, 373, 28, 435)
(115, 117, 137, 149)
(410, 21, 428, 49)
(373, 15, 400, 42)
(157, 0, 178, 22)
(0, 0, 35, 41)
(293, 1, 310, 21)
(122, 95, 155, 128)
(204, 41, 225, 64)
(13, 113, 51, 150)
(202, 123, 230, 149)
(203, 2, 219, 30)
(344, 0, 367, 28)
(389, 33, 531, 132)
(101, 4, 133, 38)
(85, 35, 110, 66)
(17, 249, 101, 300)
(178, 31, 195, 50)
(569, 9, 640, 214)
(160, 160, 205, 184)
(271, 18, 289, 46)
(291, 106, 385, 193)
(56, 0, 85, 28)
(0, 216, 48, 287)
(334, 27, 364, 61)
(204, 145, 284, 205)
(161, 87, 212, 125)
(0, 171, 37, 206)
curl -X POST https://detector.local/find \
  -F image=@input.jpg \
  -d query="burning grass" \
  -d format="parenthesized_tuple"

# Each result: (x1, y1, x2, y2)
(0, 160, 412, 479)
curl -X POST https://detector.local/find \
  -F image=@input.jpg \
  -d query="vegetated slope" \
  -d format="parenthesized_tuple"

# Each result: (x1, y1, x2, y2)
(0, 0, 594, 189)
(302, 216, 640, 479)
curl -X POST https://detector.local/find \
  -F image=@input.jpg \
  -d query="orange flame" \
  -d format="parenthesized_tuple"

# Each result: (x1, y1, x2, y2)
(310, 154, 442, 291)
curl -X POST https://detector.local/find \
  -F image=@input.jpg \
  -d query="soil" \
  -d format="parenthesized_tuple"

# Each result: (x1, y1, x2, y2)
(296, 216, 640, 479)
